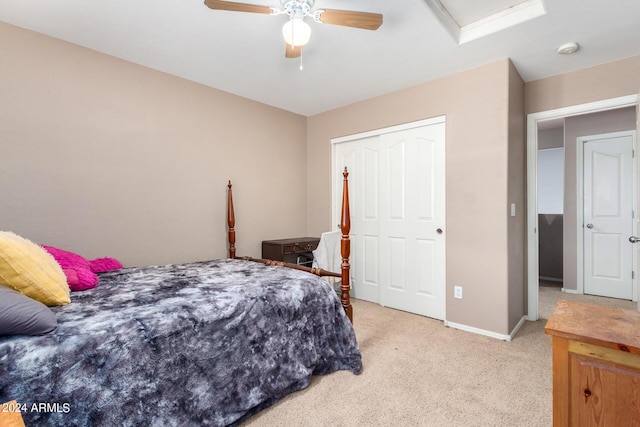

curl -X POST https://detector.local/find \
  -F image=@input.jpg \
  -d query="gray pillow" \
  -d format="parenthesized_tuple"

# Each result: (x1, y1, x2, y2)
(0, 286, 58, 336)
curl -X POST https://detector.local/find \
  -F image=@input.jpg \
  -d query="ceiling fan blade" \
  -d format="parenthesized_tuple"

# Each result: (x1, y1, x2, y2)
(204, 0, 273, 14)
(285, 44, 301, 58)
(317, 9, 383, 30)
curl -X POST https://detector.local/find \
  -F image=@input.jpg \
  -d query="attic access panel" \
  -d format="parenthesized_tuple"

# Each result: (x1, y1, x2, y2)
(425, 0, 546, 44)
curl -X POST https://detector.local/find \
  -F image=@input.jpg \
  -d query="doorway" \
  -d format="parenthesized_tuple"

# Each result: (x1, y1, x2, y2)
(526, 95, 639, 321)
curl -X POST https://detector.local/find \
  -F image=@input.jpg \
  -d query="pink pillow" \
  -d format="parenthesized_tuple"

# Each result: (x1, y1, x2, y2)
(41, 245, 99, 292)
(88, 257, 123, 273)
(62, 267, 99, 291)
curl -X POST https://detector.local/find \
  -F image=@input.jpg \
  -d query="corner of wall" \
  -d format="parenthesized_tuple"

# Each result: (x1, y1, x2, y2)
(507, 61, 527, 332)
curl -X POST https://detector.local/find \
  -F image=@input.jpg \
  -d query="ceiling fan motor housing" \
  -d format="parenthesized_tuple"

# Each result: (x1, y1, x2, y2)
(281, 0, 314, 19)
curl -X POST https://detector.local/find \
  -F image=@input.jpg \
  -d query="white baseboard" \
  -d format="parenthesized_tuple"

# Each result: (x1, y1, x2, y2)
(444, 315, 526, 342)
(509, 316, 527, 340)
(561, 288, 579, 294)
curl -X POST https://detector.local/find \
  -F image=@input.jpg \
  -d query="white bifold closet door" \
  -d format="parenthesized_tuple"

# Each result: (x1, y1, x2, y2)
(333, 118, 446, 320)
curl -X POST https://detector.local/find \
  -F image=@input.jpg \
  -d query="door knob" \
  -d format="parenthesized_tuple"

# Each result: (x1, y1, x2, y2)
(630, 236, 640, 243)
(586, 224, 594, 229)
(436, 228, 443, 235)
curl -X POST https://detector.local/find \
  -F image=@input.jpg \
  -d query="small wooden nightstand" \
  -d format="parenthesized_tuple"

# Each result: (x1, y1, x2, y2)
(261, 237, 320, 266)
(545, 300, 640, 426)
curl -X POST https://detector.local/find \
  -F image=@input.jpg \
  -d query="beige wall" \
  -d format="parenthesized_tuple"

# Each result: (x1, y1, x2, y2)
(0, 23, 307, 266)
(525, 56, 640, 115)
(307, 59, 525, 335)
(538, 127, 564, 150)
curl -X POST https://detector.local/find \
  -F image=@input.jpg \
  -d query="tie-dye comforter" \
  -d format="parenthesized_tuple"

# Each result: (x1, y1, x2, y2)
(0, 258, 362, 426)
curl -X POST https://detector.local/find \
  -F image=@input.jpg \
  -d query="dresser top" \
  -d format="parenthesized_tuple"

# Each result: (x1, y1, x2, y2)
(544, 299, 640, 354)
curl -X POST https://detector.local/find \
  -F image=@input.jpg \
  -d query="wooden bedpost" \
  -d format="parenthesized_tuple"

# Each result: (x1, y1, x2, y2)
(225, 173, 352, 322)
(341, 167, 353, 322)
(227, 181, 236, 259)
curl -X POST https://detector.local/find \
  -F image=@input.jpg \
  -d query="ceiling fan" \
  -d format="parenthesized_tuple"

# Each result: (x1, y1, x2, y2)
(204, 0, 383, 58)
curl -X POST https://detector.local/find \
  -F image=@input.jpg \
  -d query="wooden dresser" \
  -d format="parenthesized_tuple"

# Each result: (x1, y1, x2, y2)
(544, 300, 640, 426)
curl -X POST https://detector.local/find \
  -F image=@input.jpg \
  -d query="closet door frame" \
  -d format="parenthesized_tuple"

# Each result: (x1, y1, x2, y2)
(331, 116, 446, 319)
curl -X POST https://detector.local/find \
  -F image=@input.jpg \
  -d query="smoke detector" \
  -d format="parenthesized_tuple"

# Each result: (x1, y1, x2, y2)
(557, 42, 579, 55)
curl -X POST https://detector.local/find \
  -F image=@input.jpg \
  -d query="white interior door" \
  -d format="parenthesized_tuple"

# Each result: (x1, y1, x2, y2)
(583, 133, 635, 299)
(333, 118, 446, 320)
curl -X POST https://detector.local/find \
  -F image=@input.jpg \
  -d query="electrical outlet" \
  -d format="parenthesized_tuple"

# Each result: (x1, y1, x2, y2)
(454, 286, 463, 299)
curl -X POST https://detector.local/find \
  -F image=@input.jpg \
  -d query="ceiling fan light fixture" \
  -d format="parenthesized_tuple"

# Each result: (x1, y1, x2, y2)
(282, 17, 311, 47)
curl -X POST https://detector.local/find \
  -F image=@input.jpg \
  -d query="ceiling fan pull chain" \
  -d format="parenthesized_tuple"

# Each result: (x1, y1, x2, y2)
(299, 47, 304, 71)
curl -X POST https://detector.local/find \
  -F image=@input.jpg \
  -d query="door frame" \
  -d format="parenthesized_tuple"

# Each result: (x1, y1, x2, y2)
(526, 95, 638, 321)
(576, 130, 638, 299)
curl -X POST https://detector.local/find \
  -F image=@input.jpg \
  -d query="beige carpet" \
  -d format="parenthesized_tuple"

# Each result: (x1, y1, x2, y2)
(243, 284, 636, 426)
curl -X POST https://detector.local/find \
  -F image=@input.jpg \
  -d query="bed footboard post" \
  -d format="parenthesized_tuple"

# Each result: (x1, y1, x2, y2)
(340, 168, 353, 322)
(227, 181, 236, 259)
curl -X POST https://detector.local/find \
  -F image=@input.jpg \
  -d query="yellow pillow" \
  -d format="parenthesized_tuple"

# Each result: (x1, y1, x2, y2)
(0, 231, 70, 306)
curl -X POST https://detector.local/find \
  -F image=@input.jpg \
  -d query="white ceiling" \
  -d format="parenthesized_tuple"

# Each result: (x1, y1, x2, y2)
(1, 0, 640, 116)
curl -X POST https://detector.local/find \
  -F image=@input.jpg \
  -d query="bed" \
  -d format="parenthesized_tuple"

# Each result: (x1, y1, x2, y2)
(0, 169, 360, 426)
